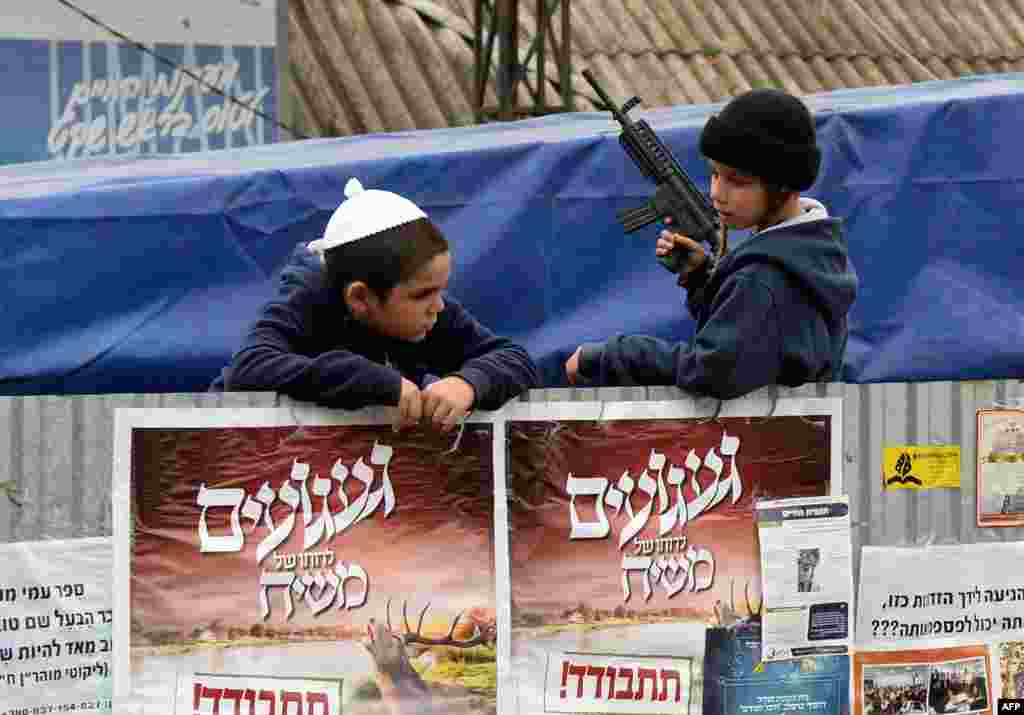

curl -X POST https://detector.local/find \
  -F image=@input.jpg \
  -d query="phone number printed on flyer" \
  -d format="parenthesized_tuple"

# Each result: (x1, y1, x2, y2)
(3, 700, 112, 715)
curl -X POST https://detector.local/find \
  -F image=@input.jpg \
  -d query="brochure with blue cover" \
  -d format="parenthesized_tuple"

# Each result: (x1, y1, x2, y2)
(703, 623, 850, 715)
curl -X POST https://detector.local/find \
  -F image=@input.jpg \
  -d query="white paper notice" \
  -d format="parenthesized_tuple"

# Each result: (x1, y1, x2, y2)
(0, 538, 112, 715)
(857, 541, 1024, 647)
(756, 496, 853, 661)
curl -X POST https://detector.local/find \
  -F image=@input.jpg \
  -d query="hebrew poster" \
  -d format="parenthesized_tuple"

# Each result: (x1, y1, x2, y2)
(113, 408, 498, 714)
(503, 398, 841, 714)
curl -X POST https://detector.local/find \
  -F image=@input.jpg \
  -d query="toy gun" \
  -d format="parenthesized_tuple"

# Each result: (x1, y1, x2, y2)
(582, 68, 721, 273)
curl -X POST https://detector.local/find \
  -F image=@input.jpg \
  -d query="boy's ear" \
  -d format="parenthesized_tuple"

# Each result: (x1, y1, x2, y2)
(344, 281, 373, 317)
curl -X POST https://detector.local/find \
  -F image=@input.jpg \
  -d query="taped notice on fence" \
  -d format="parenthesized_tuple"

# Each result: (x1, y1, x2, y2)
(0, 537, 112, 715)
(882, 445, 961, 490)
(756, 496, 853, 660)
(857, 542, 1024, 647)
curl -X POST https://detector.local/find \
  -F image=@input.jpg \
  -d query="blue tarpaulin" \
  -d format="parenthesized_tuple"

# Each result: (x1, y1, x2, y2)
(3, 74, 1023, 396)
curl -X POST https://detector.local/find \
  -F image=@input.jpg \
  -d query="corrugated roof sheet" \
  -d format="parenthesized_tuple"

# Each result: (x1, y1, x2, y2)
(289, 0, 1024, 137)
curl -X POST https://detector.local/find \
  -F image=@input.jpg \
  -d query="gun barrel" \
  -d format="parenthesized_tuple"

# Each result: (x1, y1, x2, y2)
(584, 67, 721, 255)
(581, 68, 632, 125)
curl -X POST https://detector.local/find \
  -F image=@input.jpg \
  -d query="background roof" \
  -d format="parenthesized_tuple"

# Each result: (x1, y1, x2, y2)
(288, 0, 1024, 136)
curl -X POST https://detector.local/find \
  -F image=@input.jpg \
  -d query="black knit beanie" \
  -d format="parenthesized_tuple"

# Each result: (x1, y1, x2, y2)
(699, 88, 821, 191)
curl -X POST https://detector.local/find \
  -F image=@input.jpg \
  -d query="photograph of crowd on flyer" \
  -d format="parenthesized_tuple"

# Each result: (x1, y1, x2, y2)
(860, 664, 929, 715)
(855, 647, 991, 715)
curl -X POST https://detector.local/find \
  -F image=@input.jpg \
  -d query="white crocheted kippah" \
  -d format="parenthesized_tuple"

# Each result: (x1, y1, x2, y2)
(307, 178, 427, 254)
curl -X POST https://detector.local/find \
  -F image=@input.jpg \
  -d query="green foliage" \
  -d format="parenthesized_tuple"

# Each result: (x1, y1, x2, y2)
(453, 645, 497, 664)
(428, 661, 498, 698)
(0, 480, 22, 506)
(350, 678, 382, 701)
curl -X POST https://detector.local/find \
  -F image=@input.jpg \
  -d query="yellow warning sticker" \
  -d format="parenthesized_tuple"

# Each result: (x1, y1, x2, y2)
(753, 661, 765, 673)
(882, 445, 961, 490)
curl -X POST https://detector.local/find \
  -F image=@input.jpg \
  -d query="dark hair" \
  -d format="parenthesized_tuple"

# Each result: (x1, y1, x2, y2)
(323, 217, 449, 303)
(762, 182, 794, 214)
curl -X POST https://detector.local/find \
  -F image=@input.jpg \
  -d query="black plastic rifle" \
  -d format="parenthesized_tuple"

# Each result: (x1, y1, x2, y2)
(582, 68, 721, 274)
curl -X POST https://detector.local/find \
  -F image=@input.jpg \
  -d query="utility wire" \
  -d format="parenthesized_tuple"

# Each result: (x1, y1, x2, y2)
(54, 0, 310, 140)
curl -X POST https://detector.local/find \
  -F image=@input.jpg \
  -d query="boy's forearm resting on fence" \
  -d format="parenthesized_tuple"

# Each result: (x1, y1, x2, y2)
(579, 275, 784, 400)
(226, 301, 403, 408)
(444, 308, 540, 410)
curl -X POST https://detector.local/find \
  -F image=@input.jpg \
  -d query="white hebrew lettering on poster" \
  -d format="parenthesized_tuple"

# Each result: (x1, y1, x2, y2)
(195, 443, 396, 557)
(196, 444, 393, 621)
(567, 433, 740, 603)
(258, 562, 369, 620)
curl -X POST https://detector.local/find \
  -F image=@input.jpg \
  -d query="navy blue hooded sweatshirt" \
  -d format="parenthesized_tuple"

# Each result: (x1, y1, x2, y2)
(578, 199, 859, 400)
(212, 243, 540, 409)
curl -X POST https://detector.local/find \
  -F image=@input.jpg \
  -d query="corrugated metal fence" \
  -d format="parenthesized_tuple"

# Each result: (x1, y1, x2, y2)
(2, 381, 1022, 588)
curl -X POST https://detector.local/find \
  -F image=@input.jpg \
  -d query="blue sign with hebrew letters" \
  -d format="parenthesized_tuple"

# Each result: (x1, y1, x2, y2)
(0, 38, 276, 165)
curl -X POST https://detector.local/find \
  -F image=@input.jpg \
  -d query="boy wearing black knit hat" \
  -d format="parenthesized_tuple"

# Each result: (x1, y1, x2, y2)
(566, 88, 859, 400)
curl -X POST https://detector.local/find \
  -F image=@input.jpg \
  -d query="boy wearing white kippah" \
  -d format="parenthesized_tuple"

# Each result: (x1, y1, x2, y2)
(213, 178, 539, 432)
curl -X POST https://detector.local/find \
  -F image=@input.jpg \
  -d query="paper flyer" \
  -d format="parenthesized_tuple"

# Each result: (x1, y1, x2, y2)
(702, 623, 850, 715)
(756, 496, 853, 661)
(857, 543, 1024, 647)
(998, 640, 1024, 699)
(977, 409, 1024, 527)
(0, 538, 113, 715)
